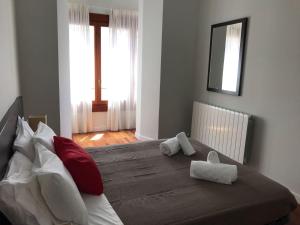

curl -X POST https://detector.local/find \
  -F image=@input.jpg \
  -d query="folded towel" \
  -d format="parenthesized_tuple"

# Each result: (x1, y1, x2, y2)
(207, 151, 220, 164)
(160, 137, 181, 156)
(190, 161, 238, 185)
(176, 132, 196, 156)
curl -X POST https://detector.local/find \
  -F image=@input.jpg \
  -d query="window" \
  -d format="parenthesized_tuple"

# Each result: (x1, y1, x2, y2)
(89, 13, 109, 112)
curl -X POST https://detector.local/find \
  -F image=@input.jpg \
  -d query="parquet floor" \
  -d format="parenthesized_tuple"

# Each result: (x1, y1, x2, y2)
(72, 130, 137, 148)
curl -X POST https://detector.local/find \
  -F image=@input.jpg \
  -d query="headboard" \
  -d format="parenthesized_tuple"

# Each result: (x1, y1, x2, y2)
(0, 96, 23, 179)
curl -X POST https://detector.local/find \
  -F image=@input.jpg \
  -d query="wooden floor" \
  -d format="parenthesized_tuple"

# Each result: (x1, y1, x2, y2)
(73, 131, 300, 225)
(289, 205, 300, 225)
(72, 130, 137, 148)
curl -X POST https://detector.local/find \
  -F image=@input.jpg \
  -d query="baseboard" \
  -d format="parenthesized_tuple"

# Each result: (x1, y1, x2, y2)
(135, 133, 154, 141)
(292, 191, 300, 203)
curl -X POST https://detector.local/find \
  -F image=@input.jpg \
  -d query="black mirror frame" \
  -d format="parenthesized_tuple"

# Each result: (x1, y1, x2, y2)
(207, 17, 248, 96)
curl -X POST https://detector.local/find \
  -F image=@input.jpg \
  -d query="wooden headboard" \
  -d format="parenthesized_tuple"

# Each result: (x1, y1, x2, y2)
(0, 96, 23, 179)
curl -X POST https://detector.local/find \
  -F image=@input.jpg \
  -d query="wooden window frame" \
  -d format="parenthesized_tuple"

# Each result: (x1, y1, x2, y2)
(89, 13, 109, 112)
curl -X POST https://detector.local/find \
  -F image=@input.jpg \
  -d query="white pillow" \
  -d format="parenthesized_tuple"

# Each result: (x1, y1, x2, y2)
(0, 152, 55, 225)
(33, 122, 56, 152)
(5, 150, 32, 179)
(13, 117, 35, 161)
(33, 142, 88, 225)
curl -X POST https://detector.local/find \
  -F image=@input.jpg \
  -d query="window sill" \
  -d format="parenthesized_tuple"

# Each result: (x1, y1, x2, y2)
(92, 101, 108, 112)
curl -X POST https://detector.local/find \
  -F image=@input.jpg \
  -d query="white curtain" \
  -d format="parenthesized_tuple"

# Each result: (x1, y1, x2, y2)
(222, 23, 242, 92)
(69, 1, 93, 133)
(105, 9, 138, 131)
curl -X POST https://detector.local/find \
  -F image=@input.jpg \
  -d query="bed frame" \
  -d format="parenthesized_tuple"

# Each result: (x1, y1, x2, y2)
(0, 96, 23, 225)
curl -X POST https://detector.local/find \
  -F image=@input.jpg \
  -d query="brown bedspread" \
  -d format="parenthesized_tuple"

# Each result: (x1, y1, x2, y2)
(87, 140, 297, 225)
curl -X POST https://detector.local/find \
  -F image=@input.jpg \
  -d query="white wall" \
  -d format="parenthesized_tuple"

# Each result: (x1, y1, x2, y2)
(57, 0, 72, 138)
(158, 0, 199, 138)
(14, 0, 61, 134)
(93, 112, 107, 131)
(194, 0, 300, 201)
(136, 0, 164, 140)
(136, 0, 144, 139)
(0, 0, 20, 118)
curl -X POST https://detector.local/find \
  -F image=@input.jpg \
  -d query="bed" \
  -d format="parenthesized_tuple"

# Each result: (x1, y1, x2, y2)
(88, 141, 297, 225)
(0, 97, 297, 225)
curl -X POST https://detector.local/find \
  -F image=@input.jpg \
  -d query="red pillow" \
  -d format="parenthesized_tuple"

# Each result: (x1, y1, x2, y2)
(53, 136, 103, 195)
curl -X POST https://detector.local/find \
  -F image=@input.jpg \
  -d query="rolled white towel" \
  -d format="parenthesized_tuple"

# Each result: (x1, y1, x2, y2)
(160, 137, 181, 156)
(190, 161, 238, 185)
(176, 132, 196, 156)
(207, 151, 220, 164)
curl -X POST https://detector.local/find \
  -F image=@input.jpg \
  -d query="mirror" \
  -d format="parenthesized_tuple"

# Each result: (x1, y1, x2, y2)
(207, 18, 248, 96)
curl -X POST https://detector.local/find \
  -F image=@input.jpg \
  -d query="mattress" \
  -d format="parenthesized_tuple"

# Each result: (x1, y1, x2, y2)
(87, 140, 297, 225)
(82, 194, 123, 225)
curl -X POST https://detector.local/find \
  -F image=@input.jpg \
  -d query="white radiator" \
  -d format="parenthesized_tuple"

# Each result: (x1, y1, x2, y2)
(191, 102, 252, 164)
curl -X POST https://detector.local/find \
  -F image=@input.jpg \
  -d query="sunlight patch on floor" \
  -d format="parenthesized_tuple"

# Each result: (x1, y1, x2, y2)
(90, 133, 104, 141)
